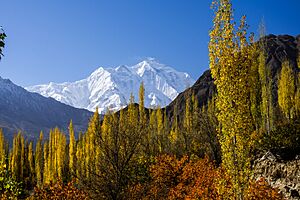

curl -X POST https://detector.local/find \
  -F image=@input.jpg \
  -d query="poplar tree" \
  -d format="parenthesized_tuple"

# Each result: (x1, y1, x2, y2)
(295, 74, 300, 115)
(169, 103, 179, 151)
(278, 60, 295, 119)
(209, 0, 254, 198)
(139, 82, 146, 127)
(35, 131, 43, 186)
(183, 92, 193, 154)
(258, 22, 274, 134)
(156, 107, 163, 153)
(0, 129, 6, 165)
(43, 141, 49, 184)
(28, 141, 35, 183)
(10, 133, 27, 181)
(69, 120, 76, 179)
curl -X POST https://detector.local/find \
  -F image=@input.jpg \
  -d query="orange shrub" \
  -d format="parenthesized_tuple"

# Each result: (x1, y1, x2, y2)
(32, 180, 87, 200)
(128, 155, 283, 200)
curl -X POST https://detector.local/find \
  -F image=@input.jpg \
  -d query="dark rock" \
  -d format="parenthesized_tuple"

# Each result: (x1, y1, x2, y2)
(253, 151, 300, 199)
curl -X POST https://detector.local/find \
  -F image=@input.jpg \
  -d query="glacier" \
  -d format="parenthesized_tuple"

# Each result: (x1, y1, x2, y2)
(26, 58, 195, 113)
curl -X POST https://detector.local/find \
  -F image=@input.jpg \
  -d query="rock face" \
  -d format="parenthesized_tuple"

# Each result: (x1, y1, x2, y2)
(254, 151, 300, 200)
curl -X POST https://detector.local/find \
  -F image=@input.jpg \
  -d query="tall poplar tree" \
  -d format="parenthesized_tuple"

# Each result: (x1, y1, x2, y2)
(209, 0, 254, 198)
(278, 60, 296, 119)
(0, 129, 6, 165)
(69, 120, 76, 179)
(28, 141, 35, 183)
(35, 131, 43, 186)
(258, 22, 274, 134)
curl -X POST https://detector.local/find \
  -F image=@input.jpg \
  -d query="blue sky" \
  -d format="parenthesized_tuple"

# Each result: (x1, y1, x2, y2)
(0, 0, 299, 86)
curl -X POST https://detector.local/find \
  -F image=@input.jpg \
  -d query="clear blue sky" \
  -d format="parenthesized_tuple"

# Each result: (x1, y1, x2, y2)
(0, 0, 299, 86)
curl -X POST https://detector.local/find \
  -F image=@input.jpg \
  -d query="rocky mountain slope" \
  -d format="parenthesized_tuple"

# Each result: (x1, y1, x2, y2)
(166, 34, 300, 119)
(0, 77, 92, 140)
(27, 58, 194, 113)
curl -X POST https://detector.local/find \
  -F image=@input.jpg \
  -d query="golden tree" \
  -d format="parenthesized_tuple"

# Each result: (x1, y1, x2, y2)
(68, 120, 76, 179)
(209, 0, 254, 198)
(278, 60, 296, 119)
(35, 131, 43, 187)
(0, 130, 6, 165)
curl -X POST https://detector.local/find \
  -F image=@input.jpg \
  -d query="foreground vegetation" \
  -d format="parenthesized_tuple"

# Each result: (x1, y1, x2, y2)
(0, 0, 299, 199)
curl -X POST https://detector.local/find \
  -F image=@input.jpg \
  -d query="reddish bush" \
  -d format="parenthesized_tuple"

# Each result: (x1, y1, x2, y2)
(32, 180, 87, 200)
(128, 155, 283, 200)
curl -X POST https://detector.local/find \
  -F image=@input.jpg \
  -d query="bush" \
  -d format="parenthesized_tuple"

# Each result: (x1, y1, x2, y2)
(0, 163, 23, 200)
(128, 155, 283, 200)
(32, 180, 87, 200)
(259, 118, 300, 159)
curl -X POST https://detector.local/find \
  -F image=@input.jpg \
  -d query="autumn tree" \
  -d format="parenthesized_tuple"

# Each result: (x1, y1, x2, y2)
(209, 0, 254, 198)
(35, 132, 43, 187)
(169, 103, 179, 153)
(0, 130, 6, 165)
(258, 23, 274, 134)
(28, 141, 35, 185)
(68, 120, 76, 179)
(295, 73, 300, 115)
(182, 91, 195, 156)
(10, 133, 25, 182)
(139, 82, 147, 127)
(278, 60, 296, 119)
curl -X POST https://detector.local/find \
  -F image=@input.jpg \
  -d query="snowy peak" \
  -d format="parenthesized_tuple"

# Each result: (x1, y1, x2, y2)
(26, 59, 195, 113)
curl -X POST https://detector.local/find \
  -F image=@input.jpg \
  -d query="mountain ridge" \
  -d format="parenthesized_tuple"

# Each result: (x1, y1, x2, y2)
(26, 58, 195, 113)
(0, 76, 92, 139)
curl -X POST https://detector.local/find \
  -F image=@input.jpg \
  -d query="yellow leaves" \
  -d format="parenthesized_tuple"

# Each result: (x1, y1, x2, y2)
(278, 60, 296, 119)
(209, 0, 254, 198)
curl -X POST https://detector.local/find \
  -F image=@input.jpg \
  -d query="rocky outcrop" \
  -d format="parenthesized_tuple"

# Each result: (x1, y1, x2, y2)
(253, 151, 300, 199)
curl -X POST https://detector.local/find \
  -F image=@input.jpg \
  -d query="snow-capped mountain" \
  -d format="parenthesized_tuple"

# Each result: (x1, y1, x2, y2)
(26, 58, 195, 113)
